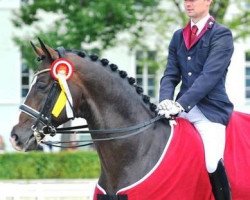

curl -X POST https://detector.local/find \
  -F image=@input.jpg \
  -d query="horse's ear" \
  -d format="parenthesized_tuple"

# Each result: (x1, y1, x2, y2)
(37, 37, 59, 61)
(30, 41, 44, 57)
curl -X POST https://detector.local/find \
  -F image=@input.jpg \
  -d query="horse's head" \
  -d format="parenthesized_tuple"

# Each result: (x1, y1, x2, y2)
(10, 39, 158, 151)
(10, 39, 84, 151)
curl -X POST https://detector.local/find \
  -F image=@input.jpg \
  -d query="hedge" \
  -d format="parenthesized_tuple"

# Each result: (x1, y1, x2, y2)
(0, 151, 100, 179)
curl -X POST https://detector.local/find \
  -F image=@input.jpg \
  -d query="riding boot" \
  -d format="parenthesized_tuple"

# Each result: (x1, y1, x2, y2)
(209, 159, 231, 200)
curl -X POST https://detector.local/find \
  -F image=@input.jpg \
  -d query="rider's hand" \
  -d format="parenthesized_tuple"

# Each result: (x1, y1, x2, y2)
(157, 99, 175, 111)
(158, 100, 184, 118)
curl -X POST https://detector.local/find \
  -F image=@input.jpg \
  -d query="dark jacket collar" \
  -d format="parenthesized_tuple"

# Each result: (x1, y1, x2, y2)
(182, 16, 215, 50)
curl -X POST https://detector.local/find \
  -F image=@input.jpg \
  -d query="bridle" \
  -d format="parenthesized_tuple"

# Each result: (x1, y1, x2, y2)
(20, 67, 72, 143)
(19, 47, 165, 148)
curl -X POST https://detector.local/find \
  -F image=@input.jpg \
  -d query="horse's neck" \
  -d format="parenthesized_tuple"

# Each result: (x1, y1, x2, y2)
(85, 91, 170, 193)
(77, 62, 171, 193)
(78, 62, 153, 129)
(96, 121, 171, 194)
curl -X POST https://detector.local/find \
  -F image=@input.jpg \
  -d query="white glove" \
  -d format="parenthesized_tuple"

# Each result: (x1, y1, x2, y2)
(158, 100, 184, 118)
(157, 99, 175, 111)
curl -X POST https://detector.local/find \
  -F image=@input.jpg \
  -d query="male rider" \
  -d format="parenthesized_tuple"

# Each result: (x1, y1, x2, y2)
(158, 0, 233, 199)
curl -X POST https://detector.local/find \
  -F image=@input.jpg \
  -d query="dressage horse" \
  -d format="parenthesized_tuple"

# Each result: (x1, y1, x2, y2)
(10, 39, 250, 200)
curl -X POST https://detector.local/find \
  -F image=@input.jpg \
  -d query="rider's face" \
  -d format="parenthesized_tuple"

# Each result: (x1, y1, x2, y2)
(184, 0, 212, 22)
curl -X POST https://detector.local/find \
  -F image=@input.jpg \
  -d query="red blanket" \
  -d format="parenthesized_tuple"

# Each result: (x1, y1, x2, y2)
(93, 111, 250, 200)
(225, 111, 250, 200)
(94, 118, 214, 200)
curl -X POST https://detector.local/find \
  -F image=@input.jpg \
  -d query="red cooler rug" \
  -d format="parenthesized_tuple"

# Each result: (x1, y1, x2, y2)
(225, 111, 250, 200)
(93, 111, 250, 200)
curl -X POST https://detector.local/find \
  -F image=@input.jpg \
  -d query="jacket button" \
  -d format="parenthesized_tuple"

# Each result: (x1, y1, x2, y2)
(187, 56, 191, 60)
(188, 106, 191, 109)
(188, 72, 192, 76)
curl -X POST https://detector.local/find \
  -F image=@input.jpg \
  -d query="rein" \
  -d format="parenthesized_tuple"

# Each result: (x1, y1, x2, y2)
(21, 93, 164, 147)
(21, 94, 163, 147)
(40, 115, 164, 148)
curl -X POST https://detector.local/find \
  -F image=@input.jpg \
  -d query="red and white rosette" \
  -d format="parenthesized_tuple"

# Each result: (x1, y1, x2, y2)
(50, 58, 74, 118)
(50, 58, 74, 80)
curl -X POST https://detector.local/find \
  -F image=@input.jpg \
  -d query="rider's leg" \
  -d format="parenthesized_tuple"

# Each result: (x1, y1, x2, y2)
(194, 121, 231, 200)
(179, 106, 231, 200)
(194, 120, 226, 173)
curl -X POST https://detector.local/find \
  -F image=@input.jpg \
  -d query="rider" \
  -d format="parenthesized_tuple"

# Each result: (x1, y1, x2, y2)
(157, 0, 233, 199)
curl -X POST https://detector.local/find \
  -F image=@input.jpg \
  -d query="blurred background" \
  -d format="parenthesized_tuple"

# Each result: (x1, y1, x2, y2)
(0, 0, 249, 199)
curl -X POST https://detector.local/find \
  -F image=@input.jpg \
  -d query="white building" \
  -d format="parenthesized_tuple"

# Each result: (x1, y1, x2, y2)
(0, 0, 22, 152)
(0, 0, 249, 152)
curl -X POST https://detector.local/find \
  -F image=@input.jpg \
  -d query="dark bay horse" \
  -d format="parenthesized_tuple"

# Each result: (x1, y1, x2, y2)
(10, 39, 172, 194)
(10, 39, 250, 200)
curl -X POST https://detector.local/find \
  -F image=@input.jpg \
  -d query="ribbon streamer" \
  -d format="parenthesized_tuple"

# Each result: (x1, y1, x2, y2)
(51, 90, 67, 117)
(52, 74, 73, 118)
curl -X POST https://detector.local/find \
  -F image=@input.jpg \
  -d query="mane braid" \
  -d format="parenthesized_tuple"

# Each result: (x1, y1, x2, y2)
(128, 77, 136, 85)
(136, 86, 143, 94)
(77, 51, 86, 58)
(142, 95, 150, 103)
(110, 64, 118, 71)
(150, 103, 157, 112)
(100, 59, 109, 66)
(73, 50, 157, 114)
(119, 70, 127, 78)
(68, 49, 86, 58)
(90, 54, 99, 61)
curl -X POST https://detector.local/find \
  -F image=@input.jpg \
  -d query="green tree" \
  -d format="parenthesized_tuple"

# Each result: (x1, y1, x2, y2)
(133, 0, 250, 43)
(13, 0, 160, 68)
(128, 0, 250, 68)
(13, 0, 250, 69)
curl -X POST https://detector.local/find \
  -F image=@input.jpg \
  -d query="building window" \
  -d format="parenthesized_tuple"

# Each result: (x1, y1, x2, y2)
(21, 0, 29, 4)
(245, 52, 250, 99)
(136, 50, 158, 102)
(21, 63, 31, 98)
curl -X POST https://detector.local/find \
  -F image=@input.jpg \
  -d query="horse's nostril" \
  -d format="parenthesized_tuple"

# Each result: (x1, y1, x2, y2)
(11, 134, 19, 141)
(10, 133, 23, 151)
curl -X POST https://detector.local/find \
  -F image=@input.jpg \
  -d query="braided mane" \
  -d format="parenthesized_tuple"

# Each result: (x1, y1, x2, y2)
(72, 49, 157, 114)
(37, 48, 157, 114)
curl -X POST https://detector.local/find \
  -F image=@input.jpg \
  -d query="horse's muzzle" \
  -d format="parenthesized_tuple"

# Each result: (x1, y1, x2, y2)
(10, 127, 39, 151)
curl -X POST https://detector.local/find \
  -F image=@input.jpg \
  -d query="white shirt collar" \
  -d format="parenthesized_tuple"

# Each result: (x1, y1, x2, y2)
(191, 14, 211, 35)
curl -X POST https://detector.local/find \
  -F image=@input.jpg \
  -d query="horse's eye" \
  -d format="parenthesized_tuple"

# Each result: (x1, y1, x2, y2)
(36, 81, 48, 90)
